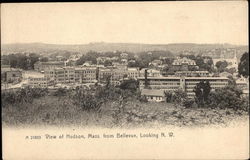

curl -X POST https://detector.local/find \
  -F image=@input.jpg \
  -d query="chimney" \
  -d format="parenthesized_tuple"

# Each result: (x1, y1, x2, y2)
(144, 69, 148, 88)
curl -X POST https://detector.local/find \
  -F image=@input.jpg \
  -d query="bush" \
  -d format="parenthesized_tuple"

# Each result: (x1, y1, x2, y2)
(164, 89, 187, 104)
(207, 86, 245, 110)
(183, 99, 195, 108)
(1, 87, 48, 106)
(53, 87, 68, 97)
(164, 91, 173, 103)
(138, 95, 148, 103)
(240, 96, 249, 112)
(70, 87, 103, 112)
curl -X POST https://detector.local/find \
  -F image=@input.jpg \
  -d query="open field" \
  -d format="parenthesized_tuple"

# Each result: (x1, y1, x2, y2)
(2, 95, 249, 128)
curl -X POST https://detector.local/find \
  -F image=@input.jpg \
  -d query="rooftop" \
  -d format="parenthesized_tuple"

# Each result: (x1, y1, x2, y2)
(141, 89, 165, 97)
(137, 76, 228, 80)
(1, 68, 22, 72)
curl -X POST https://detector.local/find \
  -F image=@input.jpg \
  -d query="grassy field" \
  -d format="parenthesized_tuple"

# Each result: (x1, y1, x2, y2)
(2, 95, 249, 128)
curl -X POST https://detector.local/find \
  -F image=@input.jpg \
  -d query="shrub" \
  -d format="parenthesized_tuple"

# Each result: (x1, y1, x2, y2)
(70, 87, 103, 112)
(207, 86, 245, 110)
(164, 91, 173, 103)
(240, 96, 249, 112)
(138, 95, 148, 103)
(53, 87, 68, 97)
(1, 87, 48, 106)
(164, 89, 187, 104)
(183, 99, 195, 108)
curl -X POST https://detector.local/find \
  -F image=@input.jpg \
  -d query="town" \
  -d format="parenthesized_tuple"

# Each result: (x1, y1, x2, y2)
(1, 48, 249, 102)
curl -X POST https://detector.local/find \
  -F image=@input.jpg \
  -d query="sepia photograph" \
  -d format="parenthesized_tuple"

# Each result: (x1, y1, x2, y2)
(1, 1, 249, 159)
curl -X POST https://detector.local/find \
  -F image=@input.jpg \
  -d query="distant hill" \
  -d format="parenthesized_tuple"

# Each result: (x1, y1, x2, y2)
(1, 42, 248, 57)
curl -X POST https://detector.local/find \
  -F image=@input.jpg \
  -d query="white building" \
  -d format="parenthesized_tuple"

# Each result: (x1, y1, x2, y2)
(141, 89, 165, 102)
(213, 51, 238, 71)
(139, 68, 161, 77)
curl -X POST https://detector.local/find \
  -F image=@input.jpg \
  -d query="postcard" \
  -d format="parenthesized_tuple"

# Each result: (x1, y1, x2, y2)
(1, 1, 249, 159)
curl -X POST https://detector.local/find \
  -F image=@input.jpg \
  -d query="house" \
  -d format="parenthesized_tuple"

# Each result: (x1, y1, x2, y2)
(121, 59, 128, 64)
(97, 57, 111, 64)
(120, 52, 128, 59)
(110, 57, 119, 61)
(127, 67, 140, 79)
(82, 61, 93, 67)
(128, 59, 136, 63)
(171, 57, 198, 71)
(149, 60, 162, 67)
(141, 89, 165, 102)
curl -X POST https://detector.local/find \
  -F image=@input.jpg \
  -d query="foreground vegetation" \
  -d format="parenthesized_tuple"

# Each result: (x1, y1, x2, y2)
(2, 80, 249, 128)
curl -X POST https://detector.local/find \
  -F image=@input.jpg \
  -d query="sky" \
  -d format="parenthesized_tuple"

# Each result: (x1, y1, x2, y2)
(1, 2, 248, 45)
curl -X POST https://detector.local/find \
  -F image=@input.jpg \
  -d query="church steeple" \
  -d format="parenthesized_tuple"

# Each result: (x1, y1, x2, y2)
(234, 50, 237, 59)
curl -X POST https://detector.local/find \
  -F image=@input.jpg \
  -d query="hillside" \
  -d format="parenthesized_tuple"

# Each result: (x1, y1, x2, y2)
(1, 42, 248, 57)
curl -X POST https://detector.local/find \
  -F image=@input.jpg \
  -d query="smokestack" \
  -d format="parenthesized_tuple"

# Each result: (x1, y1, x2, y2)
(144, 69, 148, 88)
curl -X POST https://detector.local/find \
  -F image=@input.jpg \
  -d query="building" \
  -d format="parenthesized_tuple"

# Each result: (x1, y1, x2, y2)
(34, 61, 65, 72)
(127, 67, 140, 79)
(139, 68, 161, 77)
(171, 57, 198, 71)
(110, 57, 119, 61)
(149, 60, 163, 67)
(236, 77, 249, 97)
(75, 66, 97, 83)
(28, 77, 53, 88)
(138, 76, 229, 98)
(98, 66, 127, 86)
(113, 62, 127, 71)
(175, 71, 210, 77)
(54, 67, 75, 84)
(97, 57, 111, 64)
(120, 52, 128, 59)
(1, 68, 22, 83)
(121, 59, 128, 64)
(172, 57, 196, 66)
(213, 51, 238, 71)
(112, 68, 126, 85)
(82, 61, 93, 67)
(141, 89, 165, 102)
(1, 64, 11, 68)
(219, 72, 233, 78)
(98, 67, 113, 84)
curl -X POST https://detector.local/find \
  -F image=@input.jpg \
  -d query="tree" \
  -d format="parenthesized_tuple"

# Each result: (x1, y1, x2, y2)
(208, 85, 244, 110)
(193, 80, 211, 107)
(28, 53, 39, 69)
(225, 67, 237, 75)
(215, 61, 228, 73)
(119, 79, 138, 93)
(227, 75, 236, 87)
(203, 80, 211, 102)
(104, 60, 112, 67)
(76, 51, 101, 65)
(164, 89, 187, 104)
(238, 52, 249, 78)
(144, 69, 149, 89)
